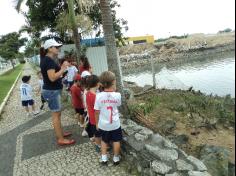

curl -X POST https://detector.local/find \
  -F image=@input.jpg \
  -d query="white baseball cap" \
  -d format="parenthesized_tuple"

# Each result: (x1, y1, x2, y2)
(81, 71, 91, 78)
(43, 39, 63, 49)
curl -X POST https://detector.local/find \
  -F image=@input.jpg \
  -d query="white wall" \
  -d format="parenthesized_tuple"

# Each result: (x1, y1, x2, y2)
(86, 46, 108, 75)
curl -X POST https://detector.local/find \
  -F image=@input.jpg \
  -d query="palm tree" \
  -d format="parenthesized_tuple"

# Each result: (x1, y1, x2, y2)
(100, 0, 129, 115)
(67, 0, 82, 62)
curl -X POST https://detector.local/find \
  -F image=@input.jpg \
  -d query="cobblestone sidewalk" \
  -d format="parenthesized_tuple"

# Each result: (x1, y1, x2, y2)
(0, 63, 132, 176)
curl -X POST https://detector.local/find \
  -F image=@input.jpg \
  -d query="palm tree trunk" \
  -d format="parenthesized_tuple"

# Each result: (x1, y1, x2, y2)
(68, 0, 81, 63)
(100, 0, 129, 116)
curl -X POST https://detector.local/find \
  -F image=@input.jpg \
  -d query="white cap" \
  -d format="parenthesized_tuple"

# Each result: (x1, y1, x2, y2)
(43, 39, 63, 49)
(81, 71, 91, 78)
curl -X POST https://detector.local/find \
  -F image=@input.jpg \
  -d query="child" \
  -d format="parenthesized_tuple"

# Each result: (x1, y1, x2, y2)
(79, 55, 92, 74)
(66, 60, 78, 90)
(37, 71, 46, 110)
(80, 71, 92, 137)
(70, 74, 84, 127)
(94, 71, 122, 165)
(20, 75, 39, 116)
(86, 75, 101, 152)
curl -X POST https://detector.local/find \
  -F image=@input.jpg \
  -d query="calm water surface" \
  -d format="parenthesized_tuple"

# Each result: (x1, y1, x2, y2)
(123, 53, 235, 97)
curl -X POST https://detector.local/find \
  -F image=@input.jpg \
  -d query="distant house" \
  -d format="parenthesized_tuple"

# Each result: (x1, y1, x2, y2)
(126, 35, 155, 44)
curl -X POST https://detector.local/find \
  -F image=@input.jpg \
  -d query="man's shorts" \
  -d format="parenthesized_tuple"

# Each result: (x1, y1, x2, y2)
(75, 108, 85, 116)
(42, 89, 62, 112)
(22, 99, 34, 107)
(99, 127, 123, 144)
(86, 122, 102, 138)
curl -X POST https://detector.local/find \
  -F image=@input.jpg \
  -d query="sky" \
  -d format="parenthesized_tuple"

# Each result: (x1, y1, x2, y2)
(0, 0, 235, 39)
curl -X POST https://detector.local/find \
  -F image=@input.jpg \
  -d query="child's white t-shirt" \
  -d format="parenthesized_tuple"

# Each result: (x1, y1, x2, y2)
(20, 83, 33, 101)
(67, 66, 78, 82)
(94, 91, 121, 131)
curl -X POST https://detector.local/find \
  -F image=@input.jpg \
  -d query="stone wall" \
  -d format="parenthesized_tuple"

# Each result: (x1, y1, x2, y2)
(120, 119, 212, 176)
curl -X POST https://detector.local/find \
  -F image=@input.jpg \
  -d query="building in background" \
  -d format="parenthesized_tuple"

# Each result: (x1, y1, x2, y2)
(81, 38, 105, 47)
(126, 35, 155, 44)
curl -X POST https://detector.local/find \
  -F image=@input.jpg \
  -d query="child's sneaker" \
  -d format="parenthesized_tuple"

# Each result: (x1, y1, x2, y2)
(100, 155, 108, 165)
(81, 129, 88, 137)
(27, 112, 31, 117)
(113, 155, 120, 165)
(33, 111, 40, 116)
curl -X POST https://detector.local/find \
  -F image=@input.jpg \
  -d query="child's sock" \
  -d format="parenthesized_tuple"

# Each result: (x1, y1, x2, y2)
(95, 144, 101, 153)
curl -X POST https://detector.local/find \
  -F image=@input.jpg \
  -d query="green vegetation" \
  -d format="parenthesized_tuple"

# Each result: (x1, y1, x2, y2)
(218, 28, 233, 34)
(129, 96, 159, 116)
(0, 64, 23, 104)
(0, 32, 26, 67)
(129, 89, 235, 128)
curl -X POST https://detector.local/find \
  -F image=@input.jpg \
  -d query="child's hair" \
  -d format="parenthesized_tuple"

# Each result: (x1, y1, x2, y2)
(22, 75, 31, 83)
(59, 58, 67, 66)
(80, 76, 90, 89)
(99, 71, 116, 89)
(86, 75, 99, 89)
(80, 55, 90, 70)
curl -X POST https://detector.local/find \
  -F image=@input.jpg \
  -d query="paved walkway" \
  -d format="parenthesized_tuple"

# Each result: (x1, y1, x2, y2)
(0, 63, 132, 176)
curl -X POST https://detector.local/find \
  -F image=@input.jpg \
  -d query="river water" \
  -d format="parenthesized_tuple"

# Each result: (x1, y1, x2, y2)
(123, 52, 235, 97)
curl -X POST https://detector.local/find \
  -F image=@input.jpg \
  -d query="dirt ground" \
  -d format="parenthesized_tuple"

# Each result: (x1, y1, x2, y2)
(175, 123, 235, 163)
(127, 87, 235, 163)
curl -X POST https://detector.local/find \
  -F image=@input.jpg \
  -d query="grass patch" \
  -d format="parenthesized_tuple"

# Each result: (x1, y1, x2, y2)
(0, 64, 23, 104)
(129, 89, 235, 128)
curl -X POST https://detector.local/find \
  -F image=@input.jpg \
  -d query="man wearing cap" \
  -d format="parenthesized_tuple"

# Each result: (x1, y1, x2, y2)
(40, 39, 75, 146)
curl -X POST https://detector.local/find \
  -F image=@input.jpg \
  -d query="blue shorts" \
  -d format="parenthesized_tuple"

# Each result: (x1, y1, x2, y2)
(42, 89, 62, 112)
(22, 100, 34, 107)
(75, 108, 85, 116)
(99, 127, 123, 143)
(86, 122, 102, 138)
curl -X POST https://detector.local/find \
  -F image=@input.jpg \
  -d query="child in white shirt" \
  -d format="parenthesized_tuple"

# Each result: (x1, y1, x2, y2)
(94, 71, 122, 165)
(66, 61, 78, 90)
(20, 75, 39, 116)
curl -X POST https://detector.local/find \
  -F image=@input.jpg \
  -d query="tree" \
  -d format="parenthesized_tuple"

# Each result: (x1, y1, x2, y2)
(15, 0, 128, 44)
(67, 0, 82, 62)
(100, 0, 129, 115)
(0, 32, 26, 67)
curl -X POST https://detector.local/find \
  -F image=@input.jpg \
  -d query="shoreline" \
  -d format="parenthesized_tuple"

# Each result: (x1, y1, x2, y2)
(121, 42, 235, 71)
